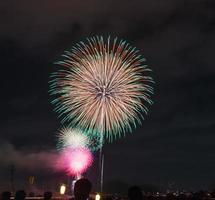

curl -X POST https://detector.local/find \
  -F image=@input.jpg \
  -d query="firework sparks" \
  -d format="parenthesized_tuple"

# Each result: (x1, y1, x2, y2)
(50, 36, 154, 141)
(56, 147, 93, 176)
(57, 127, 103, 151)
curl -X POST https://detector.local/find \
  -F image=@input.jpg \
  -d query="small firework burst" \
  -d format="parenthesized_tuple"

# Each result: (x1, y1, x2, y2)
(57, 127, 103, 151)
(56, 147, 93, 176)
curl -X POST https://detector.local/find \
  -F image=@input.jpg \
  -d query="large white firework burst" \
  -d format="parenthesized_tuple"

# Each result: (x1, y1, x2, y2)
(49, 36, 154, 141)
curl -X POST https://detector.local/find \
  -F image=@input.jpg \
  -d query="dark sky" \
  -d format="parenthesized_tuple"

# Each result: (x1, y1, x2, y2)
(1, 0, 215, 192)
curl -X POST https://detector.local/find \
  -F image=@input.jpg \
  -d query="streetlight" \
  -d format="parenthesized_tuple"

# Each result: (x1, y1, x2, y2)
(95, 194, 101, 200)
(60, 184, 66, 195)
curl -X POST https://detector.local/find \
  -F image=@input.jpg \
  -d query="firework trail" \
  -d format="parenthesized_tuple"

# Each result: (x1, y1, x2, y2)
(56, 127, 103, 151)
(49, 36, 154, 141)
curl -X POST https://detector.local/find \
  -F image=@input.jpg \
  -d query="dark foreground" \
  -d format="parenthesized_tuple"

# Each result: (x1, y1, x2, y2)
(4, 191, 215, 200)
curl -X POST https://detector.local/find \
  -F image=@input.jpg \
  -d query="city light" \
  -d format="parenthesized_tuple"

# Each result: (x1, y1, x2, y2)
(95, 194, 101, 200)
(60, 184, 66, 195)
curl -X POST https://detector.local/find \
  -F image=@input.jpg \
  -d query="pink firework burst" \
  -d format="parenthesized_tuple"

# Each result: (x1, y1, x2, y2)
(57, 147, 93, 176)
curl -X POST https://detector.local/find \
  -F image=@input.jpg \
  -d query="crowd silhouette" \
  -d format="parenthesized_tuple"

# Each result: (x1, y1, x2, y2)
(1, 179, 215, 200)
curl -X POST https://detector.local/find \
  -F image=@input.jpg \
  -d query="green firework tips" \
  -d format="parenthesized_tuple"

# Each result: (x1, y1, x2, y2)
(49, 36, 154, 142)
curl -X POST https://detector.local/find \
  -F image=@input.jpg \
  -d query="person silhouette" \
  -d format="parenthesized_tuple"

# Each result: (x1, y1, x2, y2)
(15, 190, 26, 200)
(1, 191, 11, 200)
(74, 178, 92, 200)
(128, 186, 143, 200)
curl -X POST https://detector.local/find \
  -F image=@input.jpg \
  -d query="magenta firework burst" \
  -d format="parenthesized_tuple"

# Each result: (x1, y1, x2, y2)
(57, 147, 93, 176)
(49, 36, 154, 141)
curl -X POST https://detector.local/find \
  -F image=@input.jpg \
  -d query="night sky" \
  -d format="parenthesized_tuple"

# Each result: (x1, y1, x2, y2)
(1, 0, 215, 193)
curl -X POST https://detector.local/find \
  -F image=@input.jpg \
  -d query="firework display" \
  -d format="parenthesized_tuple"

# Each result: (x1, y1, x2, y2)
(56, 127, 103, 151)
(57, 147, 93, 176)
(49, 36, 154, 141)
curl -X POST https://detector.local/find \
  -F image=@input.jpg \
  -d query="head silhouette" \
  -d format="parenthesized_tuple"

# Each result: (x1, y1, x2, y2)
(44, 192, 52, 200)
(1, 191, 11, 200)
(74, 178, 92, 200)
(15, 190, 26, 200)
(128, 186, 143, 200)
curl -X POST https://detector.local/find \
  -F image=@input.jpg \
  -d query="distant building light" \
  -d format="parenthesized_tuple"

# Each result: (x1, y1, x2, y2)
(95, 194, 100, 200)
(60, 184, 66, 195)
